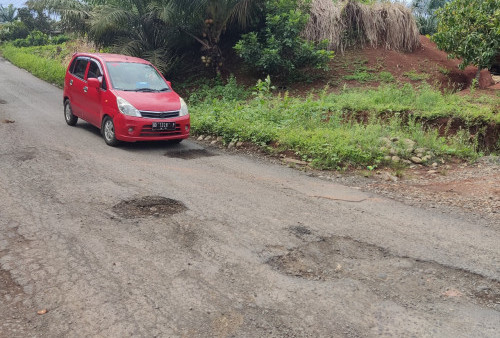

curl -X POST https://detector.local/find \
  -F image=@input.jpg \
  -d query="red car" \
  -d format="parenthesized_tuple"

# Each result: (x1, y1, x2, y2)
(63, 53, 190, 146)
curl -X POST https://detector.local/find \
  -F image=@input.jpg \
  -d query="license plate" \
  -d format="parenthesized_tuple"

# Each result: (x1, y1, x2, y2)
(152, 122, 176, 131)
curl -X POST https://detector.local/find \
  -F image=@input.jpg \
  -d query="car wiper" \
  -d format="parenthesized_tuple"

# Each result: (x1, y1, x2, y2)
(158, 87, 170, 92)
(135, 88, 156, 92)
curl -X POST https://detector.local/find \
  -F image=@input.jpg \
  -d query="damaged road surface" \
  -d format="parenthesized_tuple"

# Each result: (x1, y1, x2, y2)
(0, 57, 499, 337)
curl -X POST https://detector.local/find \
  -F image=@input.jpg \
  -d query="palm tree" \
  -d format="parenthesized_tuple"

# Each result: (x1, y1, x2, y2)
(0, 4, 18, 23)
(29, 0, 261, 75)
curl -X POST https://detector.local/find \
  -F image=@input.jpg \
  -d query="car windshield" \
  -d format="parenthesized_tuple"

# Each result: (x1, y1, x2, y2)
(106, 62, 170, 92)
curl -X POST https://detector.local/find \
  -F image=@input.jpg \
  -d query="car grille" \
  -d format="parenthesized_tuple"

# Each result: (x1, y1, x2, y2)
(140, 110, 180, 119)
(140, 125, 182, 137)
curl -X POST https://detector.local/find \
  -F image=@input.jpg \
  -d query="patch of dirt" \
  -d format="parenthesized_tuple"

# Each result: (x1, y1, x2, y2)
(361, 156, 500, 223)
(267, 230, 500, 310)
(164, 148, 216, 159)
(112, 196, 187, 219)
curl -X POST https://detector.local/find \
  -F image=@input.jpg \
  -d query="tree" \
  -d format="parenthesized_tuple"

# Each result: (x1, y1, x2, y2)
(432, 0, 500, 71)
(234, 0, 333, 77)
(0, 4, 18, 23)
(412, 0, 448, 35)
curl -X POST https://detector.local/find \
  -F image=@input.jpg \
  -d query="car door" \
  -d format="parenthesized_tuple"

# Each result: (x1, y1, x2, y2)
(84, 59, 107, 127)
(66, 57, 89, 119)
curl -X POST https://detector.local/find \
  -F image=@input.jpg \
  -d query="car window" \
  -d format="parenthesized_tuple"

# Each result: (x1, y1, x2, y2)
(72, 58, 88, 79)
(87, 60, 107, 90)
(106, 62, 169, 92)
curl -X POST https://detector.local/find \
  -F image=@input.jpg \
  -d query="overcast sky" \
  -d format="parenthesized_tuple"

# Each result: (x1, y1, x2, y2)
(0, 0, 26, 8)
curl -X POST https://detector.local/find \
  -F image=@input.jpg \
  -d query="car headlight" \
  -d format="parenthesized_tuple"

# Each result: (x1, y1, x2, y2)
(117, 97, 141, 117)
(179, 98, 189, 116)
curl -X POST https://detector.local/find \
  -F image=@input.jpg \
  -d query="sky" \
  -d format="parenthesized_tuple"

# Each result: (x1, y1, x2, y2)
(0, 0, 26, 8)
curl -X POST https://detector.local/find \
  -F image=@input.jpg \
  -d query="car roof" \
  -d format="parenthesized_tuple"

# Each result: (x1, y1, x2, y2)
(73, 53, 150, 64)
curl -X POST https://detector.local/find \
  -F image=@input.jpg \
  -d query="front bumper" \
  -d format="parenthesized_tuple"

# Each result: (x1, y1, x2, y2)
(113, 114, 190, 142)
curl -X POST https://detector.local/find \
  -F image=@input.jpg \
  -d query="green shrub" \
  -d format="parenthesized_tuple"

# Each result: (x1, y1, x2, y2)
(0, 21, 29, 41)
(12, 30, 49, 47)
(234, 0, 333, 77)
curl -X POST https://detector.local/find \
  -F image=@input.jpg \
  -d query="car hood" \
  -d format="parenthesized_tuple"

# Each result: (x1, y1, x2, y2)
(114, 90, 181, 112)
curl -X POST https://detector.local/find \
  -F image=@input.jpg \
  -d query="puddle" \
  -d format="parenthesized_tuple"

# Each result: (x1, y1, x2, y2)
(267, 232, 500, 309)
(112, 196, 187, 218)
(164, 149, 216, 159)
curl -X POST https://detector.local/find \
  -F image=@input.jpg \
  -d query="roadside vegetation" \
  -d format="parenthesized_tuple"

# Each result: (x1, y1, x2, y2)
(1, 0, 499, 170)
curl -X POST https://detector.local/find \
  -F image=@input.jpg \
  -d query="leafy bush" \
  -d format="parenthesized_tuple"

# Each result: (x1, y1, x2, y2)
(234, 0, 333, 77)
(432, 0, 500, 70)
(12, 30, 49, 47)
(0, 21, 29, 41)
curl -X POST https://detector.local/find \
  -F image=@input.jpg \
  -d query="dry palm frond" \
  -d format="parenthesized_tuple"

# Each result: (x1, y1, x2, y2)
(304, 0, 420, 53)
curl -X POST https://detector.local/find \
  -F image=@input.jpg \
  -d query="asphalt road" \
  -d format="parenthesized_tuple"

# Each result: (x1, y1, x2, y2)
(0, 57, 499, 337)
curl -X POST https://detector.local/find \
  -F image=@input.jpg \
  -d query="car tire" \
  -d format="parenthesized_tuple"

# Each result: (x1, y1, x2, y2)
(102, 116, 120, 147)
(169, 139, 183, 144)
(64, 99, 78, 126)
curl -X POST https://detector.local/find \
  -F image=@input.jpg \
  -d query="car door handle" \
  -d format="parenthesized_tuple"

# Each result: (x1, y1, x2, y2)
(69, 79, 73, 86)
(83, 86, 88, 93)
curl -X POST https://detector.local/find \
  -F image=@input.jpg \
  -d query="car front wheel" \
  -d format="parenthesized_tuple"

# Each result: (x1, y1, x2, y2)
(64, 99, 78, 126)
(102, 116, 119, 146)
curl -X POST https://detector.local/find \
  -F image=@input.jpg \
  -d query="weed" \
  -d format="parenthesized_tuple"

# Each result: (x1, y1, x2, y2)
(379, 71, 395, 83)
(404, 70, 430, 81)
(438, 66, 450, 75)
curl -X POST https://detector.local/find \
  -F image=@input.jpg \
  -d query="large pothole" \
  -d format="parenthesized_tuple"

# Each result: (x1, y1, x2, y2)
(112, 196, 187, 218)
(267, 228, 500, 310)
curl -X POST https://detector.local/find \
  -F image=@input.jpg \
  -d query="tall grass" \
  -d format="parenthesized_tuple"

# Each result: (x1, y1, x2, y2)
(1, 44, 68, 87)
(189, 80, 498, 169)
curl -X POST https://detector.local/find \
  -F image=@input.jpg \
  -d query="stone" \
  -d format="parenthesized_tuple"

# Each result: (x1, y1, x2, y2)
(422, 155, 431, 162)
(205, 135, 212, 141)
(403, 138, 415, 150)
(389, 148, 397, 155)
(236, 141, 243, 147)
(391, 156, 400, 163)
(427, 170, 437, 174)
(415, 147, 426, 154)
(217, 136, 223, 142)
(432, 162, 438, 168)
(210, 140, 217, 145)
(197, 135, 205, 141)
(228, 141, 235, 149)
(411, 156, 423, 164)
(384, 155, 391, 161)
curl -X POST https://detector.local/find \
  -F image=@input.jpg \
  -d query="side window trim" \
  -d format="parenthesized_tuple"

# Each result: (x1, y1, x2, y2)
(71, 57, 89, 80)
(88, 58, 107, 91)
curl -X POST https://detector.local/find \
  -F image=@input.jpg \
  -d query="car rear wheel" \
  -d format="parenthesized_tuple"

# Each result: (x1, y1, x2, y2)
(64, 100, 78, 126)
(102, 116, 119, 147)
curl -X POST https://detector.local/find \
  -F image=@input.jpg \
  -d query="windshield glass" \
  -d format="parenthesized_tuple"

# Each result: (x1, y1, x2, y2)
(106, 62, 170, 91)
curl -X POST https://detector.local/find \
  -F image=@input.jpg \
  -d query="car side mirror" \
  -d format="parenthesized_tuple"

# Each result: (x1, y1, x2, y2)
(88, 78, 100, 89)
(166, 81, 172, 89)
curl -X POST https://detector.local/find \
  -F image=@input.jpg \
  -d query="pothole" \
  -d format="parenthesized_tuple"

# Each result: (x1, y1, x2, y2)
(267, 234, 500, 309)
(0, 99, 7, 104)
(164, 149, 216, 159)
(1, 119, 15, 124)
(112, 196, 187, 218)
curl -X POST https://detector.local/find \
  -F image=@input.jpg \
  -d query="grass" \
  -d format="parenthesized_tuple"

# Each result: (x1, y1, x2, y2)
(187, 79, 498, 169)
(0, 43, 68, 87)
(404, 70, 430, 81)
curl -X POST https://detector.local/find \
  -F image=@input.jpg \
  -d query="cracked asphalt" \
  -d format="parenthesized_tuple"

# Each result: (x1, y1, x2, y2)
(0, 57, 499, 337)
